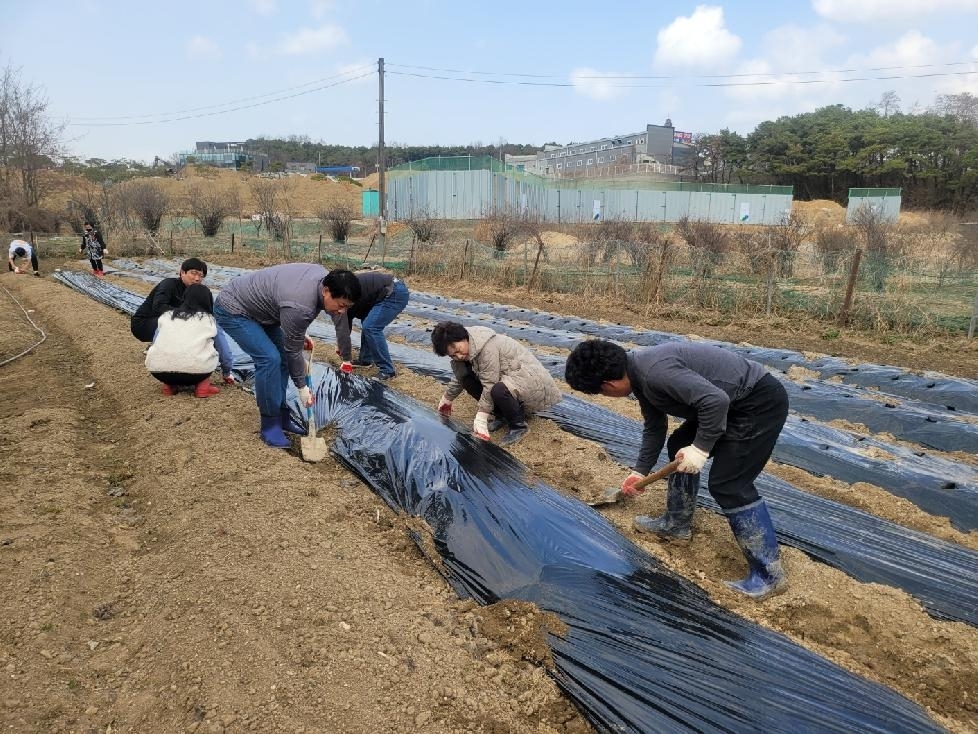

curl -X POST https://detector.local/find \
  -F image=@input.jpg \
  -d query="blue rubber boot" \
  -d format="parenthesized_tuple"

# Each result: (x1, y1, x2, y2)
(259, 414, 291, 448)
(633, 473, 699, 540)
(281, 405, 306, 434)
(723, 499, 788, 600)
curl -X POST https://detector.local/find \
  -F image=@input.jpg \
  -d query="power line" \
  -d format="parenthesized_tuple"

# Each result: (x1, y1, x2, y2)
(386, 67, 978, 89)
(70, 66, 375, 125)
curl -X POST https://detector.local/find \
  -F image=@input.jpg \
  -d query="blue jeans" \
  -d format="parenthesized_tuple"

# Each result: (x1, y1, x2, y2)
(358, 280, 408, 377)
(214, 303, 289, 418)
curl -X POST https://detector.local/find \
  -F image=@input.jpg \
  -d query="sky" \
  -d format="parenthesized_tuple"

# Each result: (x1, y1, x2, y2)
(2, 0, 978, 164)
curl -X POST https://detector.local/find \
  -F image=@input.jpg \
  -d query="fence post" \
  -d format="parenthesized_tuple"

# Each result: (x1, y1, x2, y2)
(318, 233, 322, 263)
(231, 232, 235, 253)
(968, 287, 978, 340)
(837, 248, 862, 326)
(766, 253, 776, 317)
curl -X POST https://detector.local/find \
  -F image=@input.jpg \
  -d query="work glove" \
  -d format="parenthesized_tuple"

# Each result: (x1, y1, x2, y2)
(472, 411, 491, 440)
(304, 336, 315, 351)
(620, 471, 645, 497)
(13, 267, 21, 274)
(298, 386, 314, 407)
(102, 248, 108, 255)
(676, 445, 709, 474)
(340, 361, 354, 374)
(437, 396, 453, 416)
(222, 374, 236, 385)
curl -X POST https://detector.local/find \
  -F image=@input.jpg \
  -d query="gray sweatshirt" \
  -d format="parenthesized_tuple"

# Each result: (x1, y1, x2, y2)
(215, 263, 327, 388)
(627, 342, 767, 474)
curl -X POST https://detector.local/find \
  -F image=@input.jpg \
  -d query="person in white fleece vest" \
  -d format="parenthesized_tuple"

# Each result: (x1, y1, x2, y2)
(145, 284, 222, 398)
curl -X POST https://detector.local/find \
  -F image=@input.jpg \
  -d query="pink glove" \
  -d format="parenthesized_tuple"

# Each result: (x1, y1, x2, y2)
(620, 471, 645, 497)
(437, 396, 453, 416)
(303, 336, 315, 351)
(340, 361, 353, 374)
(222, 375, 236, 385)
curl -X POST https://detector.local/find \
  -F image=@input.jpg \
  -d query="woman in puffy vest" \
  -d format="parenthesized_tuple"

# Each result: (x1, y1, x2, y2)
(145, 284, 223, 398)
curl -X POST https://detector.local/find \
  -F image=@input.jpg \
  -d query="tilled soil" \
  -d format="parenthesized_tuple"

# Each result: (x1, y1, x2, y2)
(1, 261, 976, 734)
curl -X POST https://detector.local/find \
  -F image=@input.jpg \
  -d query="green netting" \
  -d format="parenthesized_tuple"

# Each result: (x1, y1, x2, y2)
(848, 188, 902, 197)
(388, 156, 792, 195)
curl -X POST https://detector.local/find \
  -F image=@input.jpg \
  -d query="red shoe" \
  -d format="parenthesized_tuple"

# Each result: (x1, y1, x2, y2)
(194, 379, 220, 398)
(161, 384, 179, 396)
(96, 270, 104, 277)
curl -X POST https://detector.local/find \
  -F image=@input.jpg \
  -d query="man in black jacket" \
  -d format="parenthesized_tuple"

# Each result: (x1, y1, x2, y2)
(331, 270, 409, 380)
(131, 258, 209, 341)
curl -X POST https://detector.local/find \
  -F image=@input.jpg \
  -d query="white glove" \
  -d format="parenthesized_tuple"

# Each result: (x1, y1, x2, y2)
(13, 266, 21, 274)
(473, 411, 491, 440)
(437, 395, 453, 415)
(676, 445, 709, 473)
(102, 248, 108, 255)
(298, 386, 314, 407)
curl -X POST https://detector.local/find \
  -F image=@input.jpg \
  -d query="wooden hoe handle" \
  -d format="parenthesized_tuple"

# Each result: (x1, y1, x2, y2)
(632, 459, 682, 493)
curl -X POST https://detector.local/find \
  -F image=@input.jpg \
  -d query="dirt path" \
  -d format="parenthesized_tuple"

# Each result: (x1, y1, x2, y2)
(1, 264, 976, 733)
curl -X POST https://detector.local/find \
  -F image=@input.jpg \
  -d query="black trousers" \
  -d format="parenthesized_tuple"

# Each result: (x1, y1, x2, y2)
(131, 315, 158, 342)
(150, 371, 210, 387)
(88, 257, 103, 271)
(459, 372, 526, 426)
(666, 373, 788, 510)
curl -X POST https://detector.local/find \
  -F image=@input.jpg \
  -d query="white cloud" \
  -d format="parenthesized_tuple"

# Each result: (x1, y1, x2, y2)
(847, 30, 941, 68)
(570, 68, 628, 100)
(277, 24, 347, 55)
(337, 60, 375, 85)
(654, 6, 741, 68)
(813, 0, 978, 23)
(187, 35, 221, 60)
(251, 0, 277, 15)
(971, 43, 978, 58)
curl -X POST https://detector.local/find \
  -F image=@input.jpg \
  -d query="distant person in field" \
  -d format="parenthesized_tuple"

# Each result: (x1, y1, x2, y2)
(131, 258, 235, 384)
(145, 284, 223, 398)
(79, 221, 108, 276)
(332, 270, 409, 381)
(564, 339, 789, 600)
(7, 239, 40, 277)
(214, 263, 361, 448)
(431, 321, 561, 447)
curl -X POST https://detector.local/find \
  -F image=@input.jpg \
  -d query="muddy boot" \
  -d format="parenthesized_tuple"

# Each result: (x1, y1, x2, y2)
(723, 499, 788, 600)
(487, 417, 505, 432)
(633, 472, 699, 540)
(194, 379, 220, 398)
(259, 415, 291, 448)
(498, 422, 529, 447)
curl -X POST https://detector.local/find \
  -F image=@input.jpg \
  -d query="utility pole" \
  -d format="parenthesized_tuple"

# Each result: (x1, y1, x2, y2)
(377, 57, 387, 265)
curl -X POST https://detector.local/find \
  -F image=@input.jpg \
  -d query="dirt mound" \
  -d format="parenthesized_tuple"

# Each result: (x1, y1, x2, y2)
(794, 199, 847, 227)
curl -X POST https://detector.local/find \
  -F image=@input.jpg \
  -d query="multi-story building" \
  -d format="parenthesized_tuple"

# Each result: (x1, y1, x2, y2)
(534, 121, 693, 177)
(177, 142, 267, 171)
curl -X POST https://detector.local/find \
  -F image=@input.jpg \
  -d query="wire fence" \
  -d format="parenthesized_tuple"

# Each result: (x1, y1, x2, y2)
(14, 219, 978, 337)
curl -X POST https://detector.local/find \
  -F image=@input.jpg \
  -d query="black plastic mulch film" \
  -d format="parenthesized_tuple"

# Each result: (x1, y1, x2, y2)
(54, 264, 970, 732)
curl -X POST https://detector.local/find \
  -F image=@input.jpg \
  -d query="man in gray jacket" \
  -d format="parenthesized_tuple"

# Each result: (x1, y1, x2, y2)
(215, 263, 361, 448)
(564, 339, 789, 600)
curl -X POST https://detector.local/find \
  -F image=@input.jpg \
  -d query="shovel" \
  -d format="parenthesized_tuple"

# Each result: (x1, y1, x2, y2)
(299, 344, 328, 464)
(587, 458, 681, 507)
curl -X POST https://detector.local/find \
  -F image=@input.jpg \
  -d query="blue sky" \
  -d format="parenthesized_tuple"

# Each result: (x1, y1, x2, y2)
(2, 0, 977, 164)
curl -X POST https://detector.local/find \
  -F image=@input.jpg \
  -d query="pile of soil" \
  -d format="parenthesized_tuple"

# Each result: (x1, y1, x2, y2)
(1, 259, 976, 733)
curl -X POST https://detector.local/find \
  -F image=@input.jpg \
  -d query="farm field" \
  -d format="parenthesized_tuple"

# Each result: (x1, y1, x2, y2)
(1, 254, 977, 733)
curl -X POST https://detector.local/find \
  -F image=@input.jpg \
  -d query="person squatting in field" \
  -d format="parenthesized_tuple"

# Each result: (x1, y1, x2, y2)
(130, 257, 235, 384)
(214, 263, 361, 448)
(564, 339, 790, 600)
(332, 270, 409, 381)
(144, 284, 225, 398)
(431, 321, 561, 447)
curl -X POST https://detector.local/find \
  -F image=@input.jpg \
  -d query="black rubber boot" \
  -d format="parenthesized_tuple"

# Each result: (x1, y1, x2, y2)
(498, 422, 529, 446)
(723, 499, 788, 599)
(633, 473, 699, 540)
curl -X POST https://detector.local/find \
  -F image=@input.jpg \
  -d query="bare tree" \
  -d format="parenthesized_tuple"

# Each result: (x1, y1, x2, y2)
(405, 207, 441, 244)
(675, 216, 728, 279)
(479, 206, 523, 256)
(188, 185, 238, 237)
(249, 177, 293, 244)
(0, 64, 66, 222)
(851, 203, 897, 292)
(875, 90, 901, 118)
(318, 202, 357, 242)
(122, 180, 169, 235)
